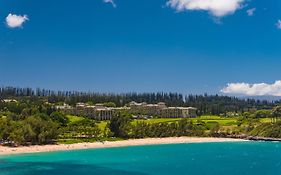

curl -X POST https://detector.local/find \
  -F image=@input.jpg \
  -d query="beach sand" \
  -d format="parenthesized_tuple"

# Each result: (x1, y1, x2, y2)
(0, 137, 246, 155)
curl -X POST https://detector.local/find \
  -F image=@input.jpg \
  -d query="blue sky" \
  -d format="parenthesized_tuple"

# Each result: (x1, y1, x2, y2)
(0, 0, 281, 96)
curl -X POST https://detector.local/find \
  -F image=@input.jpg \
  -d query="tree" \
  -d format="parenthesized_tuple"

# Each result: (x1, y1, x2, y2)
(254, 110, 271, 118)
(61, 119, 101, 139)
(23, 116, 59, 144)
(177, 119, 189, 136)
(131, 122, 149, 138)
(8, 122, 24, 146)
(108, 112, 131, 138)
(103, 102, 116, 108)
(272, 106, 281, 123)
(210, 122, 220, 136)
(50, 111, 69, 126)
(0, 117, 10, 141)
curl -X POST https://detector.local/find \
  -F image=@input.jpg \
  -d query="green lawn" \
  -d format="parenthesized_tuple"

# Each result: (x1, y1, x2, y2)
(67, 115, 273, 131)
(66, 115, 109, 130)
(132, 118, 182, 125)
(131, 116, 238, 127)
(195, 116, 238, 126)
(66, 115, 84, 123)
(96, 121, 108, 130)
(260, 118, 274, 123)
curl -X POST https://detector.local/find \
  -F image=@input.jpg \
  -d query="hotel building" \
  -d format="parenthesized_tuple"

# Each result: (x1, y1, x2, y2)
(57, 101, 197, 120)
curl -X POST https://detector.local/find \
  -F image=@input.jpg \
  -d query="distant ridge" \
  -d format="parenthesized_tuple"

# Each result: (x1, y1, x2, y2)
(238, 96, 281, 102)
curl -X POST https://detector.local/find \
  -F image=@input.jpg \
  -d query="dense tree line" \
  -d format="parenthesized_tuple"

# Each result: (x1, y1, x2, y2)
(185, 94, 277, 115)
(107, 106, 281, 139)
(1, 86, 280, 115)
(1, 86, 281, 146)
(1, 94, 281, 146)
(250, 122, 281, 138)
(0, 115, 59, 146)
(108, 114, 207, 139)
(130, 120, 206, 138)
(60, 118, 101, 139)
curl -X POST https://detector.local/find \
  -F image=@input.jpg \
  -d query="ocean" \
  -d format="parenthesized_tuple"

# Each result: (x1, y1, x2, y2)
(0, 142, 281, 175)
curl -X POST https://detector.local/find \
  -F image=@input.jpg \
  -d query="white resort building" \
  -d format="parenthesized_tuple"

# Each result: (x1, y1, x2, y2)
(129, 101, 197, 118)
(56, 103, 128, 120)
(56, 101, 197, 120)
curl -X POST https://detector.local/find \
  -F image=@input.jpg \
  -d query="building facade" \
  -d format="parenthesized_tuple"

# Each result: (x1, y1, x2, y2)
(57, 103, 116, 120)
(56, 101, 197, 120)
(129, 101, 197, 118)
(160, 107, 197, 118)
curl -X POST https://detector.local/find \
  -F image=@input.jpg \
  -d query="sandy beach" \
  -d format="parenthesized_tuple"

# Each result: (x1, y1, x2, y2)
(0, 137, 246, 156)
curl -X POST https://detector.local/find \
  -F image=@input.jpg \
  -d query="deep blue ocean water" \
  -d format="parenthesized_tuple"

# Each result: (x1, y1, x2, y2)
(0, 142, 281, 175)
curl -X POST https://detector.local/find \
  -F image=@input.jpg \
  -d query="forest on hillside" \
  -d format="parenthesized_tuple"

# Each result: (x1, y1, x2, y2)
(1, 86, 280, 115)
(1, 86, 281, 146)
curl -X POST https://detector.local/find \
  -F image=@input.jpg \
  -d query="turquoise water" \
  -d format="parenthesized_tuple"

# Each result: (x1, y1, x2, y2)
(0, 142, 281, 175)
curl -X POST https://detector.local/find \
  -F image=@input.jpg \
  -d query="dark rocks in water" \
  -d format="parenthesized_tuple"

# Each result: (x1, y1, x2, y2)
(226, 135, 281, 142)
(247, 136, 281, 142)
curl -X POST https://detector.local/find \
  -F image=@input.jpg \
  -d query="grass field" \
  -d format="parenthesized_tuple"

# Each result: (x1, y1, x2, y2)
(66, 115, 273, 131)
(132, 118, 182, 125)
(132, 116, 238, 127)
(260, 118, 275, 123)
(96, 121, 108, 130)
(66, 115, 109, 130)
(66, 115, 84, 123)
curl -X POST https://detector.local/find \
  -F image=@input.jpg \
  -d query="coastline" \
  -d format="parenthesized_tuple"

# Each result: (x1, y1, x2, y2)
(0, 137, 246, 156)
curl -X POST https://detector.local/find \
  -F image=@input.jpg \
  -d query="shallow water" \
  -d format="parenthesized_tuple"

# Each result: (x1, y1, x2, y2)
(0, 142, 281, 175)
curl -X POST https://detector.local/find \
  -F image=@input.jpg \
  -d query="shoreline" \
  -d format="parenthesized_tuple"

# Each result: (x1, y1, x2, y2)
(0, 137, 246, 156)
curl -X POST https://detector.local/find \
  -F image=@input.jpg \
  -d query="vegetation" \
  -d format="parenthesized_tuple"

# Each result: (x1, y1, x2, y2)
(108, 113, 132, 138)
(1, 86, 280, 115)
(250, 122, 281, 138)
(59, 118, 101, 140)
(1, 86, 281, 146)
(0, 116, 59, 146)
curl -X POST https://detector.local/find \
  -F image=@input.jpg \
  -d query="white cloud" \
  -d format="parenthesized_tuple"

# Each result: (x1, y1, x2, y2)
(247, 8, 256, 16)
(221, 81, 281, 96)
(276, 20, 281, 29)
(6, 14, 29, 28)
(103, 0, 116, 8)
(166, 0, 245, 17)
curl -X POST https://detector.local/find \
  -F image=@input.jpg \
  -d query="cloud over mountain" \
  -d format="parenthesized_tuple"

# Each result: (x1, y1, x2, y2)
(221, 81, 281, 96)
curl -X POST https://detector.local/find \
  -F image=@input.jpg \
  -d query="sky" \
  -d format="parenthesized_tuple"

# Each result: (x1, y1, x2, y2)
(0, 0, 281, 96)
